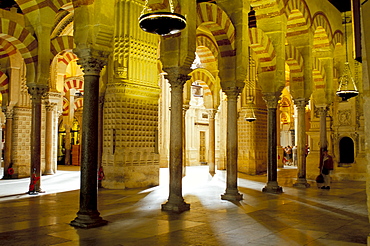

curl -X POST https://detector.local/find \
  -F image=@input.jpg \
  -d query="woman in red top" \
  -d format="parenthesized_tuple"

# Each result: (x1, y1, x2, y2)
(320, 149, 334, 189)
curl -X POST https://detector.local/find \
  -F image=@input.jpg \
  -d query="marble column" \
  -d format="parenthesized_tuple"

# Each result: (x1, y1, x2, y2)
(293, 98, 310, 188)
(207, 109, 217, 176)
(28, 84, 48, 193)
(2, 107, 13, 179)
(318, 106, 328, 168)
(262, 93, 283, 193)
(70, 51, 108, 228)
(44, 101, 56, 175)
(162, 67, 191, 212)
(221, 87, 243, 201)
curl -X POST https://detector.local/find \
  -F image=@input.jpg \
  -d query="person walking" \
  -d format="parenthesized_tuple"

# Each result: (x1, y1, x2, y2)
(320, 149, 334, 189)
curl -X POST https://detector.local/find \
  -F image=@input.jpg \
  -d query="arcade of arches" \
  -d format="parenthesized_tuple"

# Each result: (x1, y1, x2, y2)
(1, 0, 370, 229)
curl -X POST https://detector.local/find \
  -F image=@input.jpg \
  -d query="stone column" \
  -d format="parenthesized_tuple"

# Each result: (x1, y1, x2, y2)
(28, 83, 48, 193)
(221, 87, 243, 201)
(64, 125, 71, 165)
(98, 96, 104, 188)
(318, 106, 328, 168)
(2, 107, 13, 179)
(293, 98, 310, 188)
(262, 93, 283, 193)
(208, 109, 217, 176)
(70, 50, 108, 228)
(182, 105, 189, 177)
(44, 101, 56, 175)
(162, 67, 191, 212)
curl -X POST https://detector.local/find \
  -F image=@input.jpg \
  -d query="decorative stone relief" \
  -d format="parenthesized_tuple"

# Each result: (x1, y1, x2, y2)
(338, 109, 352, 126)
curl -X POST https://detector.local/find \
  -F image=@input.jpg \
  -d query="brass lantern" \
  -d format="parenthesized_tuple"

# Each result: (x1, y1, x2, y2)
(139, 0, 186, 36)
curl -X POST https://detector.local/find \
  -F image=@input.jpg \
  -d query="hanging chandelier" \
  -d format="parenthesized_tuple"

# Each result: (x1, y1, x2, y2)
(336, 62, 359, 101)
(336, 12, 359, 102)
(139, 0, 186, 36)
(244, 101, 257, 122)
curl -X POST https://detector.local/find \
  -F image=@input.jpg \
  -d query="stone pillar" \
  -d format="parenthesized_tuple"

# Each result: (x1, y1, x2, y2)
(318, 106, 328, 168)
(262, 93, 283, 193)
(44, 101, 56, 175)
(70, 50, 108, 228)
(293, 98, 310, 188)
(2, 107, 13, 179)
(64, 125, 71, 165)
(208, 109, 217, 176)
(162, 67, 191, 212)
(221, 87, 243, 201)
(28, 83, 48, 193)
(182, 105, 189, 177)
(98, 96, 104, 187)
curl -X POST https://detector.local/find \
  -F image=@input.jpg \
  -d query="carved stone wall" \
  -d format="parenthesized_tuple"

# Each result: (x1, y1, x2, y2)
(12, 107, 32, 178)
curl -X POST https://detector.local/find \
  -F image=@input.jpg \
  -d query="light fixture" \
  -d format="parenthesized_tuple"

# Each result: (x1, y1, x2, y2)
(244, 101, 256, 122)
(244, 47, 257, 122)
(336, 12, 359, 102)
(139, 0, 186, 36)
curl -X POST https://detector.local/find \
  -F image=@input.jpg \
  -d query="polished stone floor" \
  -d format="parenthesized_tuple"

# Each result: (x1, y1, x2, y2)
(0, 165, 368, 246)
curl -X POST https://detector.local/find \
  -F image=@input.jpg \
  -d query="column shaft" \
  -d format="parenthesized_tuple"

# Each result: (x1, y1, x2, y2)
(221, 88, 243, 201)
(28, 84, 48, 193)
(70, 51, 107, 228)
(162, 70, 190, 212)
(293, 98, 310, 188)
(44, 104, 54, 175)
(208, 109, 216, 176)
(318, 107, 328, 167)
(2, 109, 13, 179)
(262, 94, 283, 193)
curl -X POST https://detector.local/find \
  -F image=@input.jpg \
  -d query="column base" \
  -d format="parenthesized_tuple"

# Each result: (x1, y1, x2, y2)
(70, 212, 108, 228)
(262, 182, 283, 194)
(43, 170, 54, 175)
(293, 178, 311, 188)
(221, 190, 243, 201)
(161, 201, 190, 213)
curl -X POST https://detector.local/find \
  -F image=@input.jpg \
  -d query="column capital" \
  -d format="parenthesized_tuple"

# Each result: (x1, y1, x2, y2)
(317, 105, 328, 117)
(223, 87, 242, 100)
(74, 48, 109, 76)
(262, 93, 279, 108)
(207, 109, 217, 119)
(27, 83, 48, 101)
(293, 98, 308, 109)
(2, 107, 13, 119)
(164, 67, 192, 88)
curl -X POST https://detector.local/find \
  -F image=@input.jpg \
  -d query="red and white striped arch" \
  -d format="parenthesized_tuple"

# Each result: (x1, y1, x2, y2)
(0, 71, 9, 94)
(312, 57, 326, 90)
(62, 98, 69, 116)
(196, 35, 219, 63)
(64, 76, 84, 93)
(51, 36, 75, 57)
(74, 98, 83, 110)
(189, 68, 216, 97)
(58, 51, 78, 66)
(0, 39, 17, 59)
(285, 44, 304, 84)
(196, 2, 236, 58)
(249, 28, 276, 72)
(17, 0, 72, 15)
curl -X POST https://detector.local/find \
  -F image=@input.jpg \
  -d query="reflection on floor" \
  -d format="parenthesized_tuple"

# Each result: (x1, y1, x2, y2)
(0, 166, 368, 246)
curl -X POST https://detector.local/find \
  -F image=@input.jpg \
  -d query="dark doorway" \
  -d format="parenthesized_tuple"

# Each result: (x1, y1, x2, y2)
(339, 137, 354, 164)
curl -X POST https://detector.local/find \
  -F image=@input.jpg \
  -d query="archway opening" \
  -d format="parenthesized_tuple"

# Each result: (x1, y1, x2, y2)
(339, 137, 354, 164)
